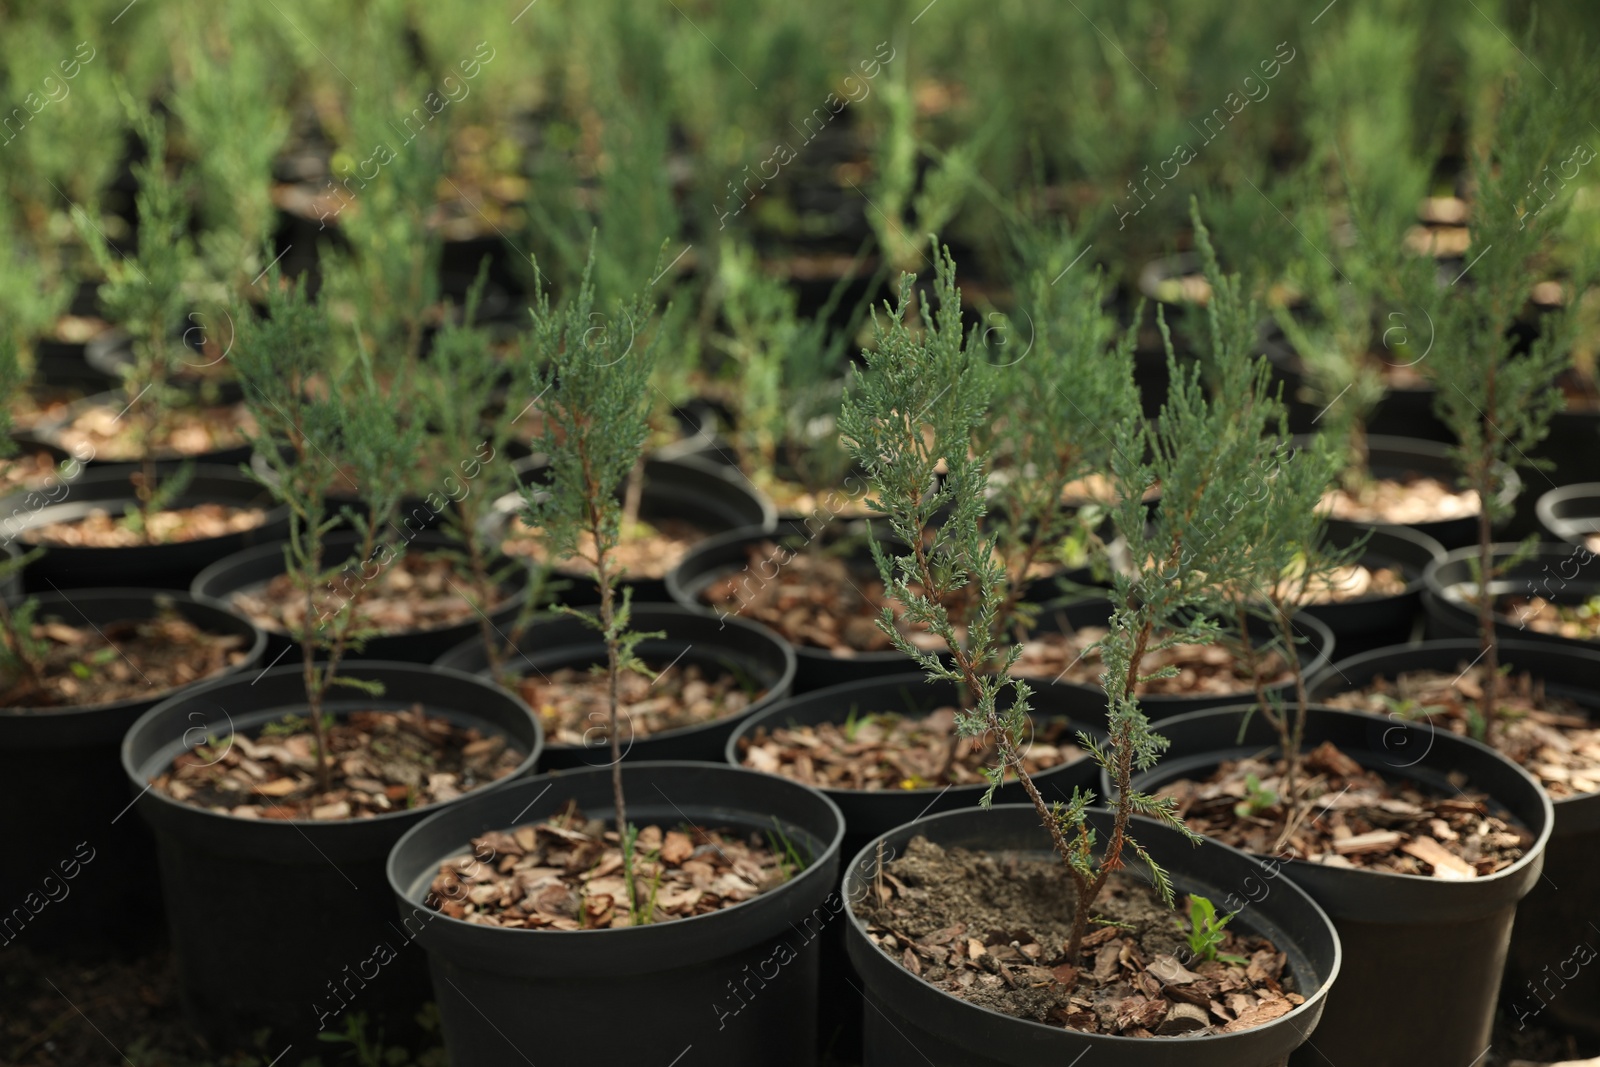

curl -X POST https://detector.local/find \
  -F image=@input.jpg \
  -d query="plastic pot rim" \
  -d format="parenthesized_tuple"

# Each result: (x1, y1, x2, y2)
(841, 803, 1343, 1054)
(121, 659, 543, 831)
(0, 588, 267, 719)
(722, 670, 1106, 800)
(385, 760, 846, 943)
(1120, 701, 1556, 891)
(433, 602, 800, 754)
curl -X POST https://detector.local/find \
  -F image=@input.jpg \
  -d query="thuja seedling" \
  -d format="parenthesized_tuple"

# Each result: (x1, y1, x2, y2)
(233, 274, 423, 791)
(412, 266, 546, 682)
(521, 250, 666, 918)
(1418, 69, 1600, 728)
(1187, 204, 1364, 813)
(842, 242, 1196, 963)
(846, 209, 1309, 964)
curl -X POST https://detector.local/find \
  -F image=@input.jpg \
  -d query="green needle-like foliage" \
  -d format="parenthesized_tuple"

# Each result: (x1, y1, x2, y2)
(1075, 202, 1300, 959)
(984, 222, 1142, 638)
(844, 242, 1176, 965)
(0, 200, 71, 362)
(521, 253, 664, 921)
(1417, 71, 1600, 725)
(234, 275, 424, 791)
(712, 238, 876, 489)
(1268, 175, 1428, 491)
(1183, 196, 1372, 807)
(321, 81, 450, 387)
(841, 247, 1012, 737)
(77, 85, 200, 541)
(867, 68, 978, 277)
(170, 18, 292, 300)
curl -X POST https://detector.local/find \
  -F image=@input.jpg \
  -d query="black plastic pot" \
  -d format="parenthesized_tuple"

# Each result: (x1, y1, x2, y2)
(842, 805, 1340, 1066)
(1026, 597, 1336, 721)
(1328, 435, 1520, 552)
(667, 519, 919, 692)
(0, 464, 291, 592)
(29, 319, 117, 392)
(122, 661, 542, 1052)
(1124, 703, 1551, 1066)
(0, 590, 265, 957)
(22, 389, 254, 468)
(1534, 407, 1600, 491)
(1422, 542, 1600, 653)
(1301, 520, 1445, 658)
(387, 762, 845, 1066)
(436, 603, 797, 767)
(1537, 482, 1600, 547)
(649, 398, 723, 464)
(496, 455, 775, 606)
(1309, 639, 1600, 1043)
(191, 530, 530, 665)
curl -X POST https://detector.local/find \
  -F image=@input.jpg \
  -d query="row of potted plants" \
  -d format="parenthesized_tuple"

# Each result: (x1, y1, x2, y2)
(2, 47, 1599, 1063)
(4, 189, 1598, 1067)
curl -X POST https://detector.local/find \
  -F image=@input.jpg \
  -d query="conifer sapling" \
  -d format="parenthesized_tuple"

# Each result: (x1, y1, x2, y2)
(1418, 75, 1600, 726)
(520, 258, 664, 919)
(78, 87, 199, 543)
(843, 244, 1195, 964)
(233, 276, 423, 792)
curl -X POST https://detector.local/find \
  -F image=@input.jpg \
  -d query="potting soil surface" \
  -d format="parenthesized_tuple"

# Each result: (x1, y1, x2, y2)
(738, 706, 1084, 790)
(151, 705, 524, 818)
(427, 800, 790, 928)
(859, 835, 1304, 1037)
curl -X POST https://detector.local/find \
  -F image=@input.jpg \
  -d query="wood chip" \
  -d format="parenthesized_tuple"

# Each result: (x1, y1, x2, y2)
(1158, 1002, 1212, 1034)
(1147, 954, 1204, 985)
(1332, 830, 1403, 855)
(1222, 996, 1294, 1032)
(1400, 836, 1477, 879)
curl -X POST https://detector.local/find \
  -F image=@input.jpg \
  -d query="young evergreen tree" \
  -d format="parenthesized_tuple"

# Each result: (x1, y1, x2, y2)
(233, 276, 423, 791)
(711, 238, 878, 491)
(77, 87, 200, 541)
(1418, 73, 1600, 725)
(1074, 203, 1296, 959)
(844, 234, 1252, 963)
(520, 257, 664, 919)
(983, 222, 1141, 638)
(1189, 218, 1368, 813)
